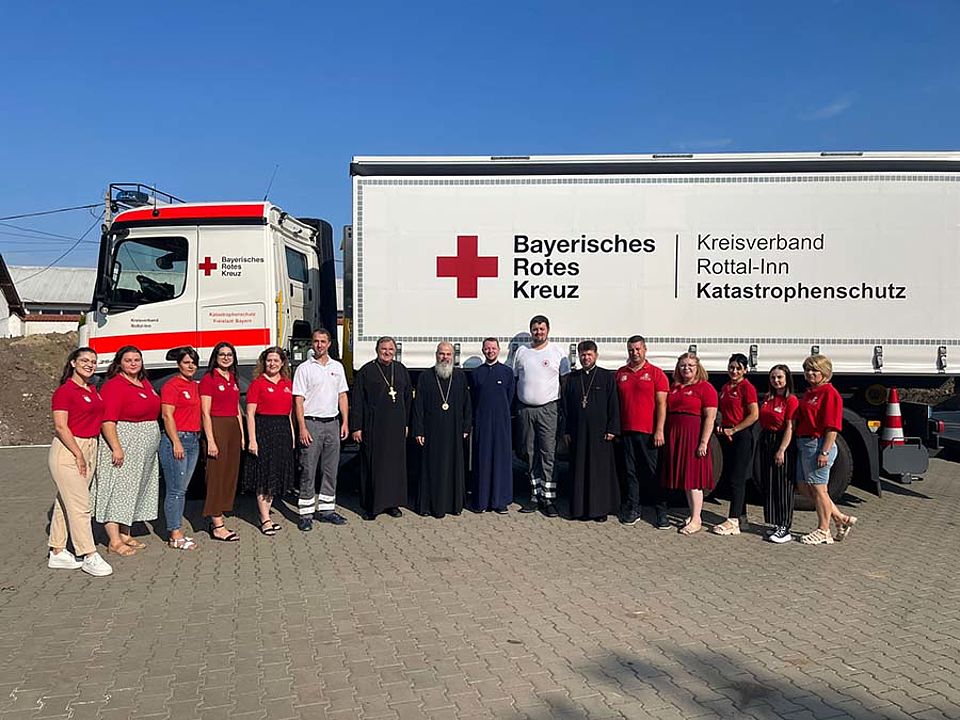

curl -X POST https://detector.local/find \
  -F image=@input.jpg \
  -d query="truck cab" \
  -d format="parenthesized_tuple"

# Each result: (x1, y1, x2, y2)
(81, 191, 338, 384)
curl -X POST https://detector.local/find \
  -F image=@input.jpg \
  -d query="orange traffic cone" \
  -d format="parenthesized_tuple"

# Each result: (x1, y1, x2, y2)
(879, 388, 906, 448)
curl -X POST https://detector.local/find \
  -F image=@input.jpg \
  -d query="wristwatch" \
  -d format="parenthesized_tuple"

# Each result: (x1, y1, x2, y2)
(819, 450, 829, 457)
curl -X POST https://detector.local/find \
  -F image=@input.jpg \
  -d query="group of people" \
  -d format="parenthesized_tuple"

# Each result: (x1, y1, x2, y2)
(45, 328, 349, 576)
(45, 316, 859, 576)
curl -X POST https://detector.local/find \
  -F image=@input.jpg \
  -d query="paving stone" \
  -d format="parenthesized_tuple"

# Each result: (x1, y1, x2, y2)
(3, 446, 960, 720)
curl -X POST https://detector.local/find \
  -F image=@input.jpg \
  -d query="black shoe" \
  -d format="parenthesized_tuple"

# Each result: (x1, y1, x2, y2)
(385, 507, 403, 518)
(518, 501, 538, 513)
(619, 512, 641, 526)
(593, 516, 607, 523)
(493, 507, 509, 515)
(540, 501, 559, 518)
(316, 511, 348, 525)
(655, 507, 672, 530)
(361, 512, 377, 521)
(298, 517, 313, 532)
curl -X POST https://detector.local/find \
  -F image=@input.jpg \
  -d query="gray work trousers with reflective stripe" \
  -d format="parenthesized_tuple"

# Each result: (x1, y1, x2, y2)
(518, 401, 559, 501)
(298, 418, 340, 516)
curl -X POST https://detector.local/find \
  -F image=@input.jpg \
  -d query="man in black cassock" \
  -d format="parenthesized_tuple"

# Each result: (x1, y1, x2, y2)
(350, 336, 412, 521)
(562, 340, 621, 522)
(412, 342, 472, 518)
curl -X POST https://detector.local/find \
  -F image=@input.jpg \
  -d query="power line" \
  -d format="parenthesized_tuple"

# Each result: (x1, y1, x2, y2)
(0, 221, 94, 242)
(0, 203, 101, 221)
(13, 211, 104, 284)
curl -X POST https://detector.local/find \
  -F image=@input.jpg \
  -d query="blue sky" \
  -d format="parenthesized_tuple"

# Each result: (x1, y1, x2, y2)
(1, 1, 957, 269)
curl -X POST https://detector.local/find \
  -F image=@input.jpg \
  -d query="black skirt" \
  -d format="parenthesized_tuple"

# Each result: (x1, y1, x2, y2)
(242, 414, 295, 496)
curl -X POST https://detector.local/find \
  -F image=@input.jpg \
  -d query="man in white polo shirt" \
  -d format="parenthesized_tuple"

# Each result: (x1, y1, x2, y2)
(293, 328, 349, 531)
(513, 314, 570, 516)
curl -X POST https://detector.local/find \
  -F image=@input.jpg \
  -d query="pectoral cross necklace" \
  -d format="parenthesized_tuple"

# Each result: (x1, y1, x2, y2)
(436, 373, 452, 411)
(580, 368, 597, 409)
(376, 362, 397, 403)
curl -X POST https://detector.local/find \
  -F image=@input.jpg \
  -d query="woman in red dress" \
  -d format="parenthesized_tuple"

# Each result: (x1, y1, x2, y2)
(660, 352, 718, 535)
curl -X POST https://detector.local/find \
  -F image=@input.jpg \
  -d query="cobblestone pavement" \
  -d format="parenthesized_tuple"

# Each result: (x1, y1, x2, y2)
(2, 445, 959, 720)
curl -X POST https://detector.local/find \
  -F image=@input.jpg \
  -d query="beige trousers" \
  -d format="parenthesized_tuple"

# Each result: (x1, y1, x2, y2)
(48, 437, 98, 556)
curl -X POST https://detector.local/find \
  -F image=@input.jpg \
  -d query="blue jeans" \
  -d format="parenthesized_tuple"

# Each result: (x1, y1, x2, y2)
(159, 431, 200, 533)
(796, 437, 837, 485)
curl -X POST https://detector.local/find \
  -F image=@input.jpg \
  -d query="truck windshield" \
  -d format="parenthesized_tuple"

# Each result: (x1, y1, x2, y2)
(105, 236, 188, 308)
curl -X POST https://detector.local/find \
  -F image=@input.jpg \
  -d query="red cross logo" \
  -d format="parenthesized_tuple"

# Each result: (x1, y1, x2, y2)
(436, 235, 498, 298)
(199, 257, 218, 276)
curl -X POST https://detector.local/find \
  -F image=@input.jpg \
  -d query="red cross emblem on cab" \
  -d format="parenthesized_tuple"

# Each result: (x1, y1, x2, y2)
(437, 235, 498, 298)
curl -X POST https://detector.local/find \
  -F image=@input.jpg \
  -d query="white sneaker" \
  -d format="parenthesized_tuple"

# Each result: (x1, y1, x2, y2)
(81, 552, 113, 577)
(48, 550, 83, 570)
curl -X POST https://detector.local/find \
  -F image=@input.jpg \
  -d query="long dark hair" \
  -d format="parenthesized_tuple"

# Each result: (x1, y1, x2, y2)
(106, 345, 146, 380)
(207, 342, 238, 375)
(764, 364, 795, 401)
(59, 347, 96, 385)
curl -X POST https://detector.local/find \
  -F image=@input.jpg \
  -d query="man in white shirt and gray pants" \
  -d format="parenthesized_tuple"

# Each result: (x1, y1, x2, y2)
(513, 314, 570, 517)
(293, 328, 349, 531)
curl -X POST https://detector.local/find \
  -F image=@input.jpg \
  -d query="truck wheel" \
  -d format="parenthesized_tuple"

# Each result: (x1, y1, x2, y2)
(794, 435, 854, 510)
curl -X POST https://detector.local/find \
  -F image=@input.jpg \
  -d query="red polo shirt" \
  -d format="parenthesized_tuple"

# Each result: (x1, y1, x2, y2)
(718, 379, 758, 427)
(101, 375, 161, 423)
(247, 376, 293, 416)
(795, 383, 843, 437)
(51, 380, 104, 438)
(161, 375, 201, 432)
(199, 371, 240, 417)
(667, 381, 718, 415)
(759, 394, 799, 432)
(616, 362, 669, 433)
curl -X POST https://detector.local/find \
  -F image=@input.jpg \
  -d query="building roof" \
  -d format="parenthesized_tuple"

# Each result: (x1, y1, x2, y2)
(6, 264, 96, 305)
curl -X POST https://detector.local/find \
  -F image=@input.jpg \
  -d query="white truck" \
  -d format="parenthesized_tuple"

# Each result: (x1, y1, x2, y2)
(82, 153, 960, 500)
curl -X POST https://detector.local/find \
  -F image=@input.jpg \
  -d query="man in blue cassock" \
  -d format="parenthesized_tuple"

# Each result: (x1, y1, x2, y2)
(469, 338, 516, 513)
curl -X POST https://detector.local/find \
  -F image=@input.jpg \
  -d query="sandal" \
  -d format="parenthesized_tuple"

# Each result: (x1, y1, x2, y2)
(208, 522, 240, 542)
(835, 514, 858, 541)
(711, 519, 741, 536)
(168, 536, 197, 551)
(259, 520, 281, 536)
(800, 528, 834, 545)
(123, 538, 147, 550)
(678, 523, 703, 536)
(107, 542, 136, 556)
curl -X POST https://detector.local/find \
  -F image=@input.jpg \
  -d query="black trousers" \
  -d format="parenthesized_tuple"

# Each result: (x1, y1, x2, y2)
(760, 429, 795, 527)
(722, 428, 756, 519)
(622, 431, 663, 513)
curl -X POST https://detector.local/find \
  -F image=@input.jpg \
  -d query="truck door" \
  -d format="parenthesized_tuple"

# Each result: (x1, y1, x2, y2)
(284, 245, 311, 336)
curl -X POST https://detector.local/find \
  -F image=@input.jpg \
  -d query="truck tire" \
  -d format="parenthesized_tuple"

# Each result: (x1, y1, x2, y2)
(794, 435, 854, 510)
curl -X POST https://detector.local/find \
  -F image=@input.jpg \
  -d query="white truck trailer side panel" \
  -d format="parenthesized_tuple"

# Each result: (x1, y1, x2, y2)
(353, 170, 960, 373)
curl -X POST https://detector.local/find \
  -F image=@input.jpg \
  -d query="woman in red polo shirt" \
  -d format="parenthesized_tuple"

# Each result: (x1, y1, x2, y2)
(159, 347, 202, 550)
(712, 353, 759, 536)
(92, 345, 162, 556)
(46, 347, 113, 576)
(242, 346, 296, 535)
(795, 354, 857, 545)
(660, 352, 718, 535)
(758, 365, 799, 544)
(200, 341, 243, 541)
